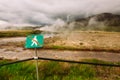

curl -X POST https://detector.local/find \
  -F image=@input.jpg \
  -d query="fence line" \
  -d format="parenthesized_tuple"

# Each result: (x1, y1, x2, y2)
(38, 57, 120, 67)
(0, 58, 33, 67)
(0, 57, 120, 67)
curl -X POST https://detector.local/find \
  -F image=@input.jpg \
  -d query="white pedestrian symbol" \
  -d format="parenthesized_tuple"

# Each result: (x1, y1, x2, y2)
(31, 36, 38, 46)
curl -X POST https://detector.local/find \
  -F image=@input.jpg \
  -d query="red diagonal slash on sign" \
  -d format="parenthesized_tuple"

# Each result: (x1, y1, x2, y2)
(28, 36, 42, 47)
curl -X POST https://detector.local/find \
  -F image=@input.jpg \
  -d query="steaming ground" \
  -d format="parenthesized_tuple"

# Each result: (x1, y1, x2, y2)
(45, 31, 120, 52)
(0, 31, 120, 62)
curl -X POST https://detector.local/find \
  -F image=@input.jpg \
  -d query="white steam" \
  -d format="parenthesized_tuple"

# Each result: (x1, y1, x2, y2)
(40, 19, 66, 32)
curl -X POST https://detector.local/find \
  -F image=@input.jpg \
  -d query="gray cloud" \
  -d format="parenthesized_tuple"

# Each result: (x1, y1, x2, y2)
(0, 0, 120, 26)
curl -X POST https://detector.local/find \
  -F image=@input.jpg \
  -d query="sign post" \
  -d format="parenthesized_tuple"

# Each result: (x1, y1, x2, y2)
(25, 34, 44, 80)
(35, 48, 39, 80)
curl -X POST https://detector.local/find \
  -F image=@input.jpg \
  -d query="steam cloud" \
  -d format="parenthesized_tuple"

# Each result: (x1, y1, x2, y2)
(0, 0, 120, 26)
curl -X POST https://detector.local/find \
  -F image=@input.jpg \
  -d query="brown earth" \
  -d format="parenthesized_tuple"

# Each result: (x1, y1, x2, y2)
(0, 31, 120, 62)
(45, 31, 120, 52)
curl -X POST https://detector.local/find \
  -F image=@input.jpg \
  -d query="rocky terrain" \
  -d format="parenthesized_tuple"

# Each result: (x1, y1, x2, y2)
(40, 13, 120, 32)
(67, 13, 120, 31)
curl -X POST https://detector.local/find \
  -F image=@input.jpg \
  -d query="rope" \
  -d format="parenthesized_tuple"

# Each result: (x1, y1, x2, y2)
(0, 58, 34, 67)
(0, 57, 120, 67)
(38, 57, 120, 67)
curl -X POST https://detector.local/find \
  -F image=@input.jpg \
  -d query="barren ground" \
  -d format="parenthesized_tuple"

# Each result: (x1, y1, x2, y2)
(0, 31, 120, 62)
(45, 31, 120, 52)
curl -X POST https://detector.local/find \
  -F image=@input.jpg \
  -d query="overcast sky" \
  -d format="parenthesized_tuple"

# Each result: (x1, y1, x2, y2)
(0, 0, 120, 25)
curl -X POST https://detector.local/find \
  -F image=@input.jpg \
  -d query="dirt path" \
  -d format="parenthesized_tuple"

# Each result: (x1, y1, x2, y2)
(0, 37, 120, 62)
(0, 37, 26, 45)
(0, 47, 120, 62)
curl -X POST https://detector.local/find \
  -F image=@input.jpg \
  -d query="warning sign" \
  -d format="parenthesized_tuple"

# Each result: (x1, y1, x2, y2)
(25, 34, 44, 48)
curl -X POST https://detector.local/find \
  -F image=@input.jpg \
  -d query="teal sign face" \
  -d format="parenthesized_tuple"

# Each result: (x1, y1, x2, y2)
(25, 34, 44, 48)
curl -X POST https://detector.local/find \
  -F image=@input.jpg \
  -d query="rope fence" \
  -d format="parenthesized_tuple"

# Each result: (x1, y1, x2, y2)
(0, 57, 120, 67)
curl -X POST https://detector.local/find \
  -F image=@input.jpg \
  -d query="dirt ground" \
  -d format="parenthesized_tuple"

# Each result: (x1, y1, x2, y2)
(0, 47, 120, 62)
(45, 31, 120, 52)
(0, 31, 120, 62)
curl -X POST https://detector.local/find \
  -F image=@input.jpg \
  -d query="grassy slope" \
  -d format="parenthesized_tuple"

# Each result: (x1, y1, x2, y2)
(0, 60, 120, 80)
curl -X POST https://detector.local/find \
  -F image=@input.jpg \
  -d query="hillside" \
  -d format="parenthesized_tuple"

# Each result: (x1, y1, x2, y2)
(88, 13, 120, 26)
(68, 13, 120, 31)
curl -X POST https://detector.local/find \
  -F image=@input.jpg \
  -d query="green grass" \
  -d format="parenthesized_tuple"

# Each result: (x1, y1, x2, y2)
(0, 60, 120, 80)
(0, 30, 42, 38)
(43, 45, 120, 53)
